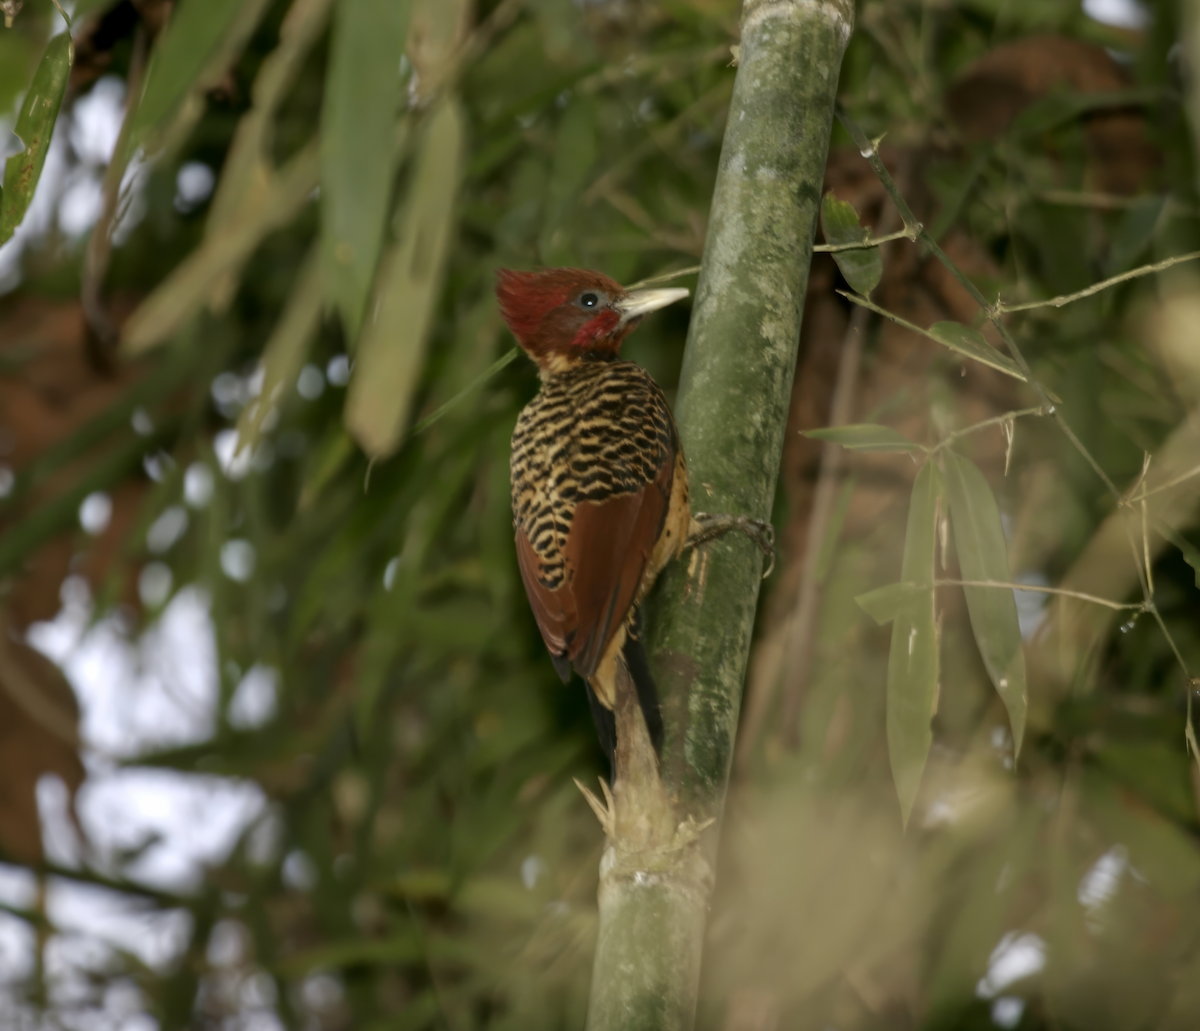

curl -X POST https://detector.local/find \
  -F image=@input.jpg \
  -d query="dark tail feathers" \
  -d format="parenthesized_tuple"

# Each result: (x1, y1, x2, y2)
(623, 609, 664, 757)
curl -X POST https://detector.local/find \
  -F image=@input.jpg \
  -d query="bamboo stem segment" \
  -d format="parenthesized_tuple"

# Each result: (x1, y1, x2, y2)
(583, 1, 854, 1027)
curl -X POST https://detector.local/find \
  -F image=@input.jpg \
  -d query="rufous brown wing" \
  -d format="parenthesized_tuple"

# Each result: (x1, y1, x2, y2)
(514, 448, 674, 683)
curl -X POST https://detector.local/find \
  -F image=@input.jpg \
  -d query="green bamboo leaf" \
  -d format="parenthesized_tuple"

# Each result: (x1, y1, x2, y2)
(856, 581, 922, 626)
(128, 0, 272, 150)
(942, 449, 1027, 758)
(803, 424, 923, 453)
(0, 33, 72, 247)
(887, 462, 941, 828)
(927, 321, 1024, 381)
(321, 0, 413, 342)
(345, 98, 465, 458)
(235, 248, 324, 454)
(820, 193, 882, 296)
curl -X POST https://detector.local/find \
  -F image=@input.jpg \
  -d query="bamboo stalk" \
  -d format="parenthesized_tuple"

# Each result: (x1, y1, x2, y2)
(583, 2, 855, 1027)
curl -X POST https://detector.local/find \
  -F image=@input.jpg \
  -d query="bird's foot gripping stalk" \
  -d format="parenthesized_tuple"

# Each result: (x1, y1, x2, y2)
(687, 512, 776, 578)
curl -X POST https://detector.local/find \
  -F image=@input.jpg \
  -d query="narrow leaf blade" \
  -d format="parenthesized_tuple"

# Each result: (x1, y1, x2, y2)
(539, 97, 598, 264)
(856, 581, 921, 626)
(345, 98, 465, 458)
(887, 462, 941, 827)
(236, 249, 324, 453)
(129, 0, 268, 148)
(928, 321, 1025, 381)
(0, 34, 72, 247)
(820, 193, 882, 296)
(321, 0, 413, 342)
(803, 424, 923, 453)
(942, 449, 1027, 757)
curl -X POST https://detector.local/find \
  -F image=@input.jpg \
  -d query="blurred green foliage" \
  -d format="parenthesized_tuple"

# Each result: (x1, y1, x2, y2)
(1, 0, 1199, 1028)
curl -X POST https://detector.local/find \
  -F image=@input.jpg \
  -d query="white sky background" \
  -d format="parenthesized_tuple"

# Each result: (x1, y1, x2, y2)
(0, 0, 1154, 1023)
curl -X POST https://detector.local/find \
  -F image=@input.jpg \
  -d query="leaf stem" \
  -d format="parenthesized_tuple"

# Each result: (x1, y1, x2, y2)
(411, 347, 519, 436)
(838, 290, 1026, 381)
(813, 227, 913, 252)
(927, 407, 1047, 454)
(625, 265, 701, 289)
(1130, 460, 1200, 503)
(995, 250, 1200, 314)
(932, 579, 1148, 612)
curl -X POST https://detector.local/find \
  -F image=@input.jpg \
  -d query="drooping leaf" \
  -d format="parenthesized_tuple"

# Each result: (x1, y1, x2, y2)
(321, 0, 413, 342)
(820, 193, 882, 296)
(128, 0, 273, 151)
(887, 461, 941, 827)
(1106, 196, 1166, 278)
(942, 449, 1027, 759)
(236, 248, 324, 454)
(0, 33, 72, 247)
(1011, 87, 1154, 138)
(121, 141, 321, 354)
(803, 424, 923, 453)
(927, 321, 1024, 381)
(926, 150, 988, 242)
(539, 96, 598, 264)
(1158, 522, 1200, 589)
(345, 98, 465, 458)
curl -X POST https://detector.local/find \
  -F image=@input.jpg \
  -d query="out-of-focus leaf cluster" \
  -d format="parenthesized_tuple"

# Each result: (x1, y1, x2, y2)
(1, 0, 1199, 1029)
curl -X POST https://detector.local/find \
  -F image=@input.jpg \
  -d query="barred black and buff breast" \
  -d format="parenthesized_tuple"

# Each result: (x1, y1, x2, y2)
(510, 357, 676, 591)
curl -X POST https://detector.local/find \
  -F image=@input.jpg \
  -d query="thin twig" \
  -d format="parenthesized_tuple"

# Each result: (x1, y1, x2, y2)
(1150, 608, 1194, 678)
(995, 249, 1200, 314)
(839, 290, 1026, 382)
(1131, 460, 1200, 503)
(1136, 454, 1155, 597)
(933, 579, 1149, 613)
(927, 407, 1046, 454)
(813, 228, 913, 252)
(625, 265, 701, 290)
(411, 348, 519, 436)
(1185, 688, 1200, 778)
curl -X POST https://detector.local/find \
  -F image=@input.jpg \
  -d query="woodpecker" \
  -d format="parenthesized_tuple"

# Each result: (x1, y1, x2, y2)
(498, 267, 774, 763)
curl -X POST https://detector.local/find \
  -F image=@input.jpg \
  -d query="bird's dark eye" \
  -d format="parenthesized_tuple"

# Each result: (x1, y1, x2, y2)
(580, 292, 599, 308)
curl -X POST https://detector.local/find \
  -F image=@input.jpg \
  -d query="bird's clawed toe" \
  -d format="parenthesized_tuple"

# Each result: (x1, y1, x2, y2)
(688, 512, 776, 578)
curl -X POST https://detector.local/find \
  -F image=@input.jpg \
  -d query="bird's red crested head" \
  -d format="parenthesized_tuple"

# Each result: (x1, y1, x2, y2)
(496, 267, 688, 372)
